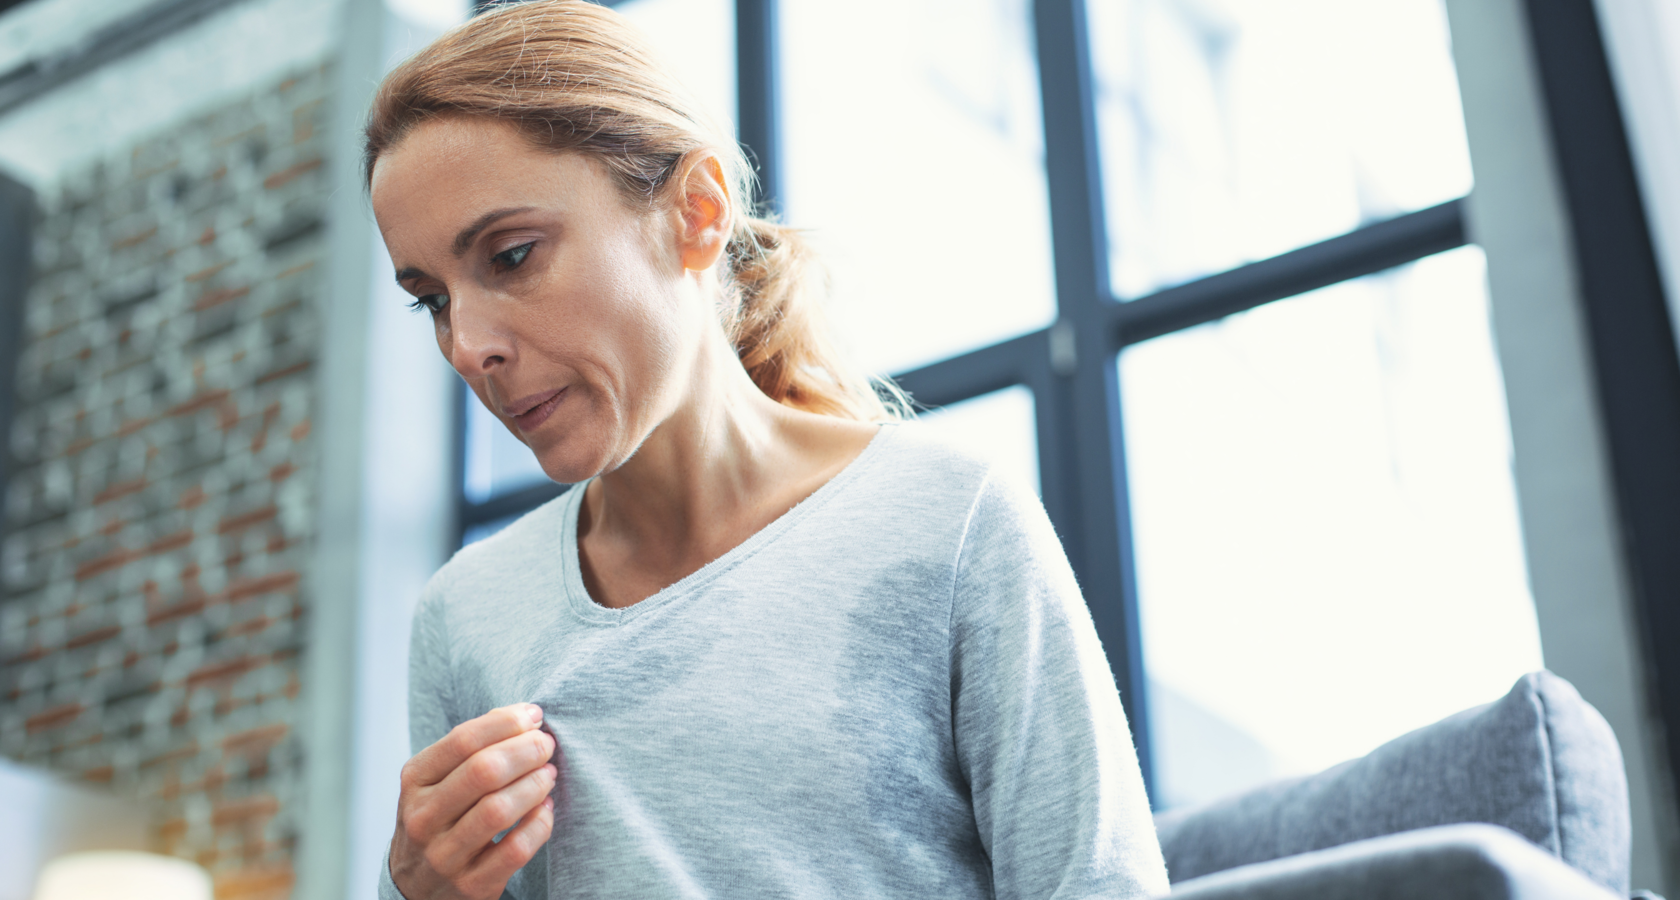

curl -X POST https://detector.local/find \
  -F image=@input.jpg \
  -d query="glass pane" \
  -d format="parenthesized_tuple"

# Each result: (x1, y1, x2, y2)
(1120, 247, 1542, 809)
(781, 0, 1057, 376)
(462, 385, 551, 504)
(616, 0, 736, 134)
(914, 385, 1040, 497)
(1089, 0, 1474, 299)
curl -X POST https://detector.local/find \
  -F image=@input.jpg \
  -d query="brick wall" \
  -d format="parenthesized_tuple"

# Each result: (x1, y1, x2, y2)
(1, 63, 332, 900)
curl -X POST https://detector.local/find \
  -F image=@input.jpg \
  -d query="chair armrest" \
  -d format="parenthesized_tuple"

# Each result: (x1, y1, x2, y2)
(1163, 824, 1623, 900)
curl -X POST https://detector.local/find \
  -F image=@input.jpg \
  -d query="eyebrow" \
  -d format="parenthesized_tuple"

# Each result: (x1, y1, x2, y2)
(453, 206, 536, 257)
(392, 205, 538, 286)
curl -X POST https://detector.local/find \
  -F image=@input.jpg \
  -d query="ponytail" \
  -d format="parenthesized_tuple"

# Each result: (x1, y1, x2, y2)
(723, 216, 906, 420)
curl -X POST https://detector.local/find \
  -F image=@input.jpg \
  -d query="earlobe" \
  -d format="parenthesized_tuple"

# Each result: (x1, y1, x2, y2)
(678, 153, 732, 273)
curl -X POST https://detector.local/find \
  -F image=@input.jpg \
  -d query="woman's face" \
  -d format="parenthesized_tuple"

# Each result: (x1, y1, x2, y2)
(370, 116, 717, 484)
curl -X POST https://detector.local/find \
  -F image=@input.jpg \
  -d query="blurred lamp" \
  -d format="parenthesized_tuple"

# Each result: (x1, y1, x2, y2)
(34, 852, 211, 900)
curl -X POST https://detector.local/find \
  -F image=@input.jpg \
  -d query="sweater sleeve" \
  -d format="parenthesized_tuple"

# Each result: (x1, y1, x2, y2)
(949, 472, 1168, 900)
(379, 582, 461, 900)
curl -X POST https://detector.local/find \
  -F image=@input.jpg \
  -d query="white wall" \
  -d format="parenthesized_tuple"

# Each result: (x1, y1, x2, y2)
(0, 0, 341, 189)
(0, 757, 148, 900)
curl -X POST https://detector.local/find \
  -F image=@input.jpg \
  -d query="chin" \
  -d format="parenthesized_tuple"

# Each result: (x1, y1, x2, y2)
(531, 428, 621, 485)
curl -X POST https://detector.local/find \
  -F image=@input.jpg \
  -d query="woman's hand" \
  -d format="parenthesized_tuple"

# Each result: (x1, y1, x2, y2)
(389, 703, 558, 900)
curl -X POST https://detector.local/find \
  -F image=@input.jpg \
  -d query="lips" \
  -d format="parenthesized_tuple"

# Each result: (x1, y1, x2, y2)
(507, 387, 566, 432)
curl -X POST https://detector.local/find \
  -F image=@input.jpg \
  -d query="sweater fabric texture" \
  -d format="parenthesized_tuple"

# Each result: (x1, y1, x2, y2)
(379, 423, 1167, 900)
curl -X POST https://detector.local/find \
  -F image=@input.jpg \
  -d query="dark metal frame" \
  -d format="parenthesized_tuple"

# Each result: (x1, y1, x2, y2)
(461, 0, 1680, 810)
(0, 173, 30, 543)
(1522, 0, 1680, 817)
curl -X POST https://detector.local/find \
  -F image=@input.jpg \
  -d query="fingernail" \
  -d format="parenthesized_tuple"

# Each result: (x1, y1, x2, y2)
(525, 704, 543, 725)
(543, 796, 554, 811)
(545, 763, 557, 779)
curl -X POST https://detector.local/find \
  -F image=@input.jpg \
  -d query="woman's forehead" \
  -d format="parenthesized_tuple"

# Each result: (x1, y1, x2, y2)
(371, 118, 615, 242)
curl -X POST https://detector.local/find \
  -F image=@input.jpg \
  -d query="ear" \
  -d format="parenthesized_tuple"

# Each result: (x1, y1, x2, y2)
(672, 151, 733, 273)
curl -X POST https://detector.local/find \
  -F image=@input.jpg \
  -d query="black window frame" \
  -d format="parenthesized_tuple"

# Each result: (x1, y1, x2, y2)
(465, 0, 1680, 807)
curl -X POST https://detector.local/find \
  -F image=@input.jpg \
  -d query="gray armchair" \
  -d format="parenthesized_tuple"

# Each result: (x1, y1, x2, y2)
(1154, 671, 1642, 899)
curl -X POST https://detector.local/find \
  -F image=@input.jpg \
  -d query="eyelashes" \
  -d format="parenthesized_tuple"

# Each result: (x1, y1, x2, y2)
(405, 241, 537, 315)
(408, 294, 447, 314)
(493, 241, 534, 270)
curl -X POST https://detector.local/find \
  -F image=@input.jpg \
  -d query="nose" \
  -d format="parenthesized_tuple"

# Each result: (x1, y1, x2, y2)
(444, 289, 515, 377)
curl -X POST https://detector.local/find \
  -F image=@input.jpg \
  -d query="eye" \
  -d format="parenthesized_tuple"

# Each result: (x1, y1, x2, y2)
(407, 293, 449, 315)
(492, 241, 535, 271)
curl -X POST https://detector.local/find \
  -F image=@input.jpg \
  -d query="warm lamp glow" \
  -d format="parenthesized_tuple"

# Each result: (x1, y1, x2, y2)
(33, 851, 211, 900)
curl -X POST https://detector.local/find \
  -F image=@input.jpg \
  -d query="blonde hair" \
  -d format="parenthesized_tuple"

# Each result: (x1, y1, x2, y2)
(363, 0, 905, 421)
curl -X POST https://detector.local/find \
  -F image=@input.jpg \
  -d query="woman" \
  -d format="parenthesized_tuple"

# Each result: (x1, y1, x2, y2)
(366, 3, 1165, 898)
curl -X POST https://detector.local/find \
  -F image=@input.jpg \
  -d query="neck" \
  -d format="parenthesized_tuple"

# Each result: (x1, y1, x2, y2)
(580, 326, 799, 568)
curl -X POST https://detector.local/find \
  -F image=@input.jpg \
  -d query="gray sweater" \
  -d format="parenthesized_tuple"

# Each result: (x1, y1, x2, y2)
(380, 424, 1167, 899)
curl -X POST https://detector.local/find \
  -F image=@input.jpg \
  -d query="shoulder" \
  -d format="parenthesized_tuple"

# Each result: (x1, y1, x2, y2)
(422, 485, 576, 608)
(859, 421, 1009, 504)
(868, 423, 1050, 537)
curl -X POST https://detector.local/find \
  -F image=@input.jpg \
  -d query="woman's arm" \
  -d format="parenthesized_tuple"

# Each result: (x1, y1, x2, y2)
(950, 472, 1169, 900)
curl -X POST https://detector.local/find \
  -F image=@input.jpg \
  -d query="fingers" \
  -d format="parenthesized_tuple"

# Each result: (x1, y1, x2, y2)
(432, 761, 558, 872)
(406, 703, 544, 788)
(470, 793, 556, 892)
(415, 726, 555, 838)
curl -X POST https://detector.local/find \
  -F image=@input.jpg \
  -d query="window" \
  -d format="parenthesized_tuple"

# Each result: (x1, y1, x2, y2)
(462, 0, 1552, 808)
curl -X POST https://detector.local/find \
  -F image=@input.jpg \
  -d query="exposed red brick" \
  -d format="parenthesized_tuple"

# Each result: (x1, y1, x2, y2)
(116, 416, 151, 436)
(64, 436, 96, 456)
(212, 794, 280, 827)
(195, 285, 250, 311)
(82, 765, 114, 783)
(178, 485, 207, 510)
(266, 535, 289, 553)
(218, 399, 241, 431)
(255, 360, 310, 385)
(218, 506, 277, 535)
(198, 227, 217, 246)
(75, 548, 138, 581)
(262, 157, 322, 189)
(93, 476, 147, 505)
(25, 703, 83, 734)
(65, 625, 120, 650)
(288, 419, 311, 441)
(224, 616, 273, 638)
(211, 164, 227, 180)
(147, 597, 206, 627)
(185, 260, 229, 282)
(274, 260, 314, 280)
(223, 571, 299, 602)
(186, 654, 269, 689)
(166, 389, 231, 418)
(76, 346, 92, 361)
(112, 225, 157, 250)
(147, 529, 195, 554)
(141, 741, 198, 770)
(159, 816, 188, 846)
(223, 723, 287, 757)
(214, 863, 294, 900)
(99, 518, 125, 536)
